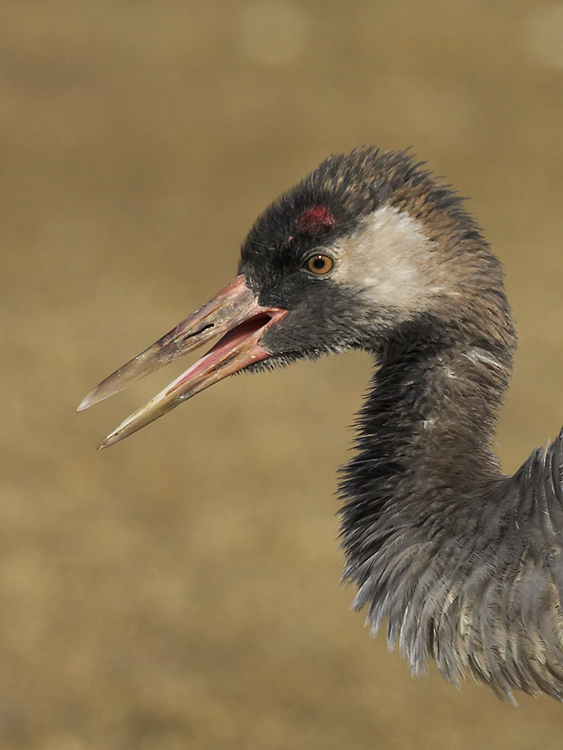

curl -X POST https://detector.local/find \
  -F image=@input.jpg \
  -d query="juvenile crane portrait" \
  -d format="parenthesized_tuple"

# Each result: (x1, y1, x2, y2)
(79, 147, 563, 703)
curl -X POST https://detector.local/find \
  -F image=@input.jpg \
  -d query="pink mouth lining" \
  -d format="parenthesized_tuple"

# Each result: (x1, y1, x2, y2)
(171, 314, 274, 392)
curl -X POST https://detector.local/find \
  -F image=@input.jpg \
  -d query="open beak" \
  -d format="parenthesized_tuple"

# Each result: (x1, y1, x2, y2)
(78, 275, 288, 449)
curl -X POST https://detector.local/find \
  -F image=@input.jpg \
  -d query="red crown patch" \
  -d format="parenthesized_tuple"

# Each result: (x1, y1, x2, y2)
(296, 205, 337, 233)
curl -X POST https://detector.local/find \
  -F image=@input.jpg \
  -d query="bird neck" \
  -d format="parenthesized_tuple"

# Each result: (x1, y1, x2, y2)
(339, 312, 515, 581)
(338, 302, 563, 701)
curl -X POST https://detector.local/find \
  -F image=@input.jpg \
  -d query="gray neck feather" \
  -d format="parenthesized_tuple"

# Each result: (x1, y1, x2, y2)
(339, 316, 563, 702)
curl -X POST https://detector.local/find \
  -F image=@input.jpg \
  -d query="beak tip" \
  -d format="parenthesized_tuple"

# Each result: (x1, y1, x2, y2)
(97, 434, 116, 450)
(77, 392, 96, 412)
(97, 428, 125, 450)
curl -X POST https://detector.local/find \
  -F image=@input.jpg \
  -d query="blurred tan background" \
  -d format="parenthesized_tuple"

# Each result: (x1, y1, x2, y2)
(2, 0, 563, 748)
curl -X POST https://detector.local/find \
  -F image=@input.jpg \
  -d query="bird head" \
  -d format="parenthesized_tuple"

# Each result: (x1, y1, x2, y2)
(78, 147, 507, 448)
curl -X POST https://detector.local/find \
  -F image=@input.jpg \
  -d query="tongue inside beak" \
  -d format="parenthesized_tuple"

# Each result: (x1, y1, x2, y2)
(78, 275, 287, 449)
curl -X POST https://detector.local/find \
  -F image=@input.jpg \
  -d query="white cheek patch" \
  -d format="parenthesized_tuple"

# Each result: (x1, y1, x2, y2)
(331, 205, 446, 313)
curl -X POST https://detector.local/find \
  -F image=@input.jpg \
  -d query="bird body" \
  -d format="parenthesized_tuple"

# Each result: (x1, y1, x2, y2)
(79, 147, 563, 702)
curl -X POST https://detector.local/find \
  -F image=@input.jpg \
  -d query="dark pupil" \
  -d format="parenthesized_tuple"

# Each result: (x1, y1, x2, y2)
(313, 257, 325, 269)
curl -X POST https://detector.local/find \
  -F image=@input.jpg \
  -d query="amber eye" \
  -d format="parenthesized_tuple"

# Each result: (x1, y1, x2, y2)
(304, 254, 334, 275)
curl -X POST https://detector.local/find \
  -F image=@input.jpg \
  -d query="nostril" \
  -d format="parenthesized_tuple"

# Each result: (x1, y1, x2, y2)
(183, 323, 214, 342)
